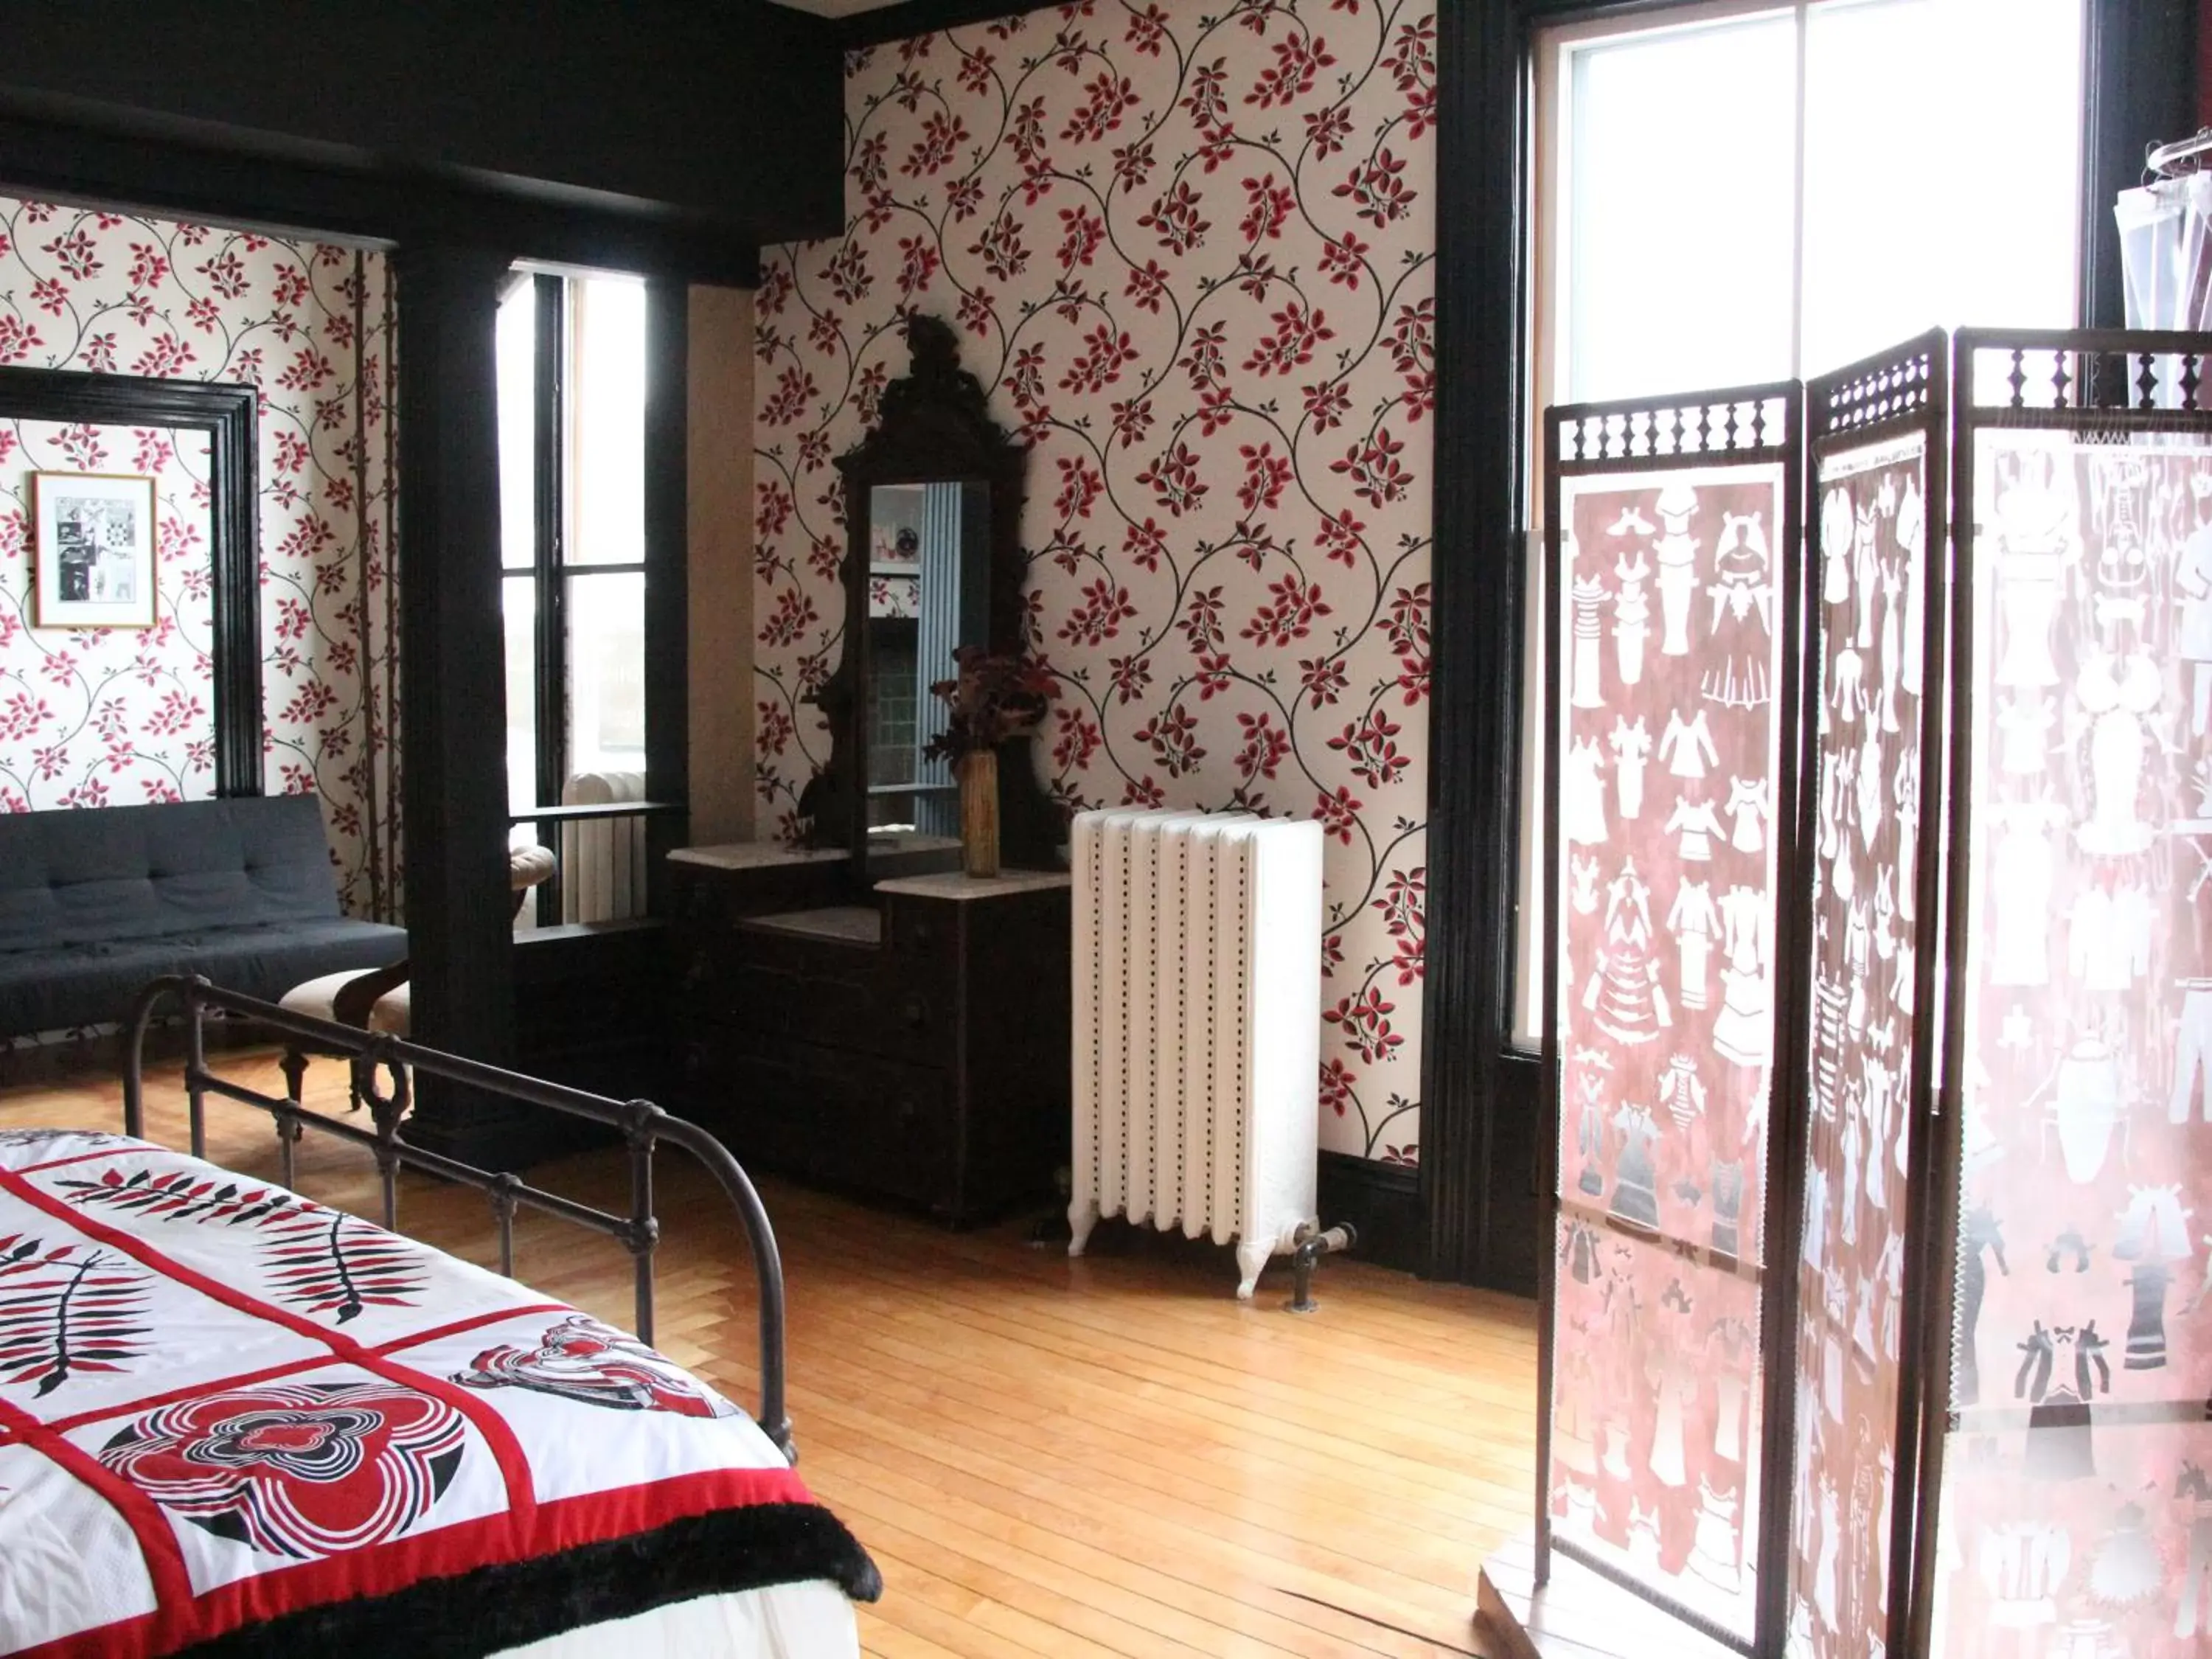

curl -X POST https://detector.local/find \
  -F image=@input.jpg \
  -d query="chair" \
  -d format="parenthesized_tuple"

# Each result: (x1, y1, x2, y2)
(276, 844, 556, 1102)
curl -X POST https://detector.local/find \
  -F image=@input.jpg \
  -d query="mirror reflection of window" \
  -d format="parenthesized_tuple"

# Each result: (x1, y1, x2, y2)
(865, 481, 986, 838)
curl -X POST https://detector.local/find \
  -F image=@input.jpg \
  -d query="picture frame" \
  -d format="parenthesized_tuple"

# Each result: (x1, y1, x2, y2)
(32, 470, 159, 630)
(0, 368, 259, 793)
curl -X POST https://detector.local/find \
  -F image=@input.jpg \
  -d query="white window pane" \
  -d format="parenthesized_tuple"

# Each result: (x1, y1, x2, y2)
(564, 569, 645, 782)
(571, 276, 647, 566)
(496, 278, 537, 573)
(1801, 0, 2082, 375)
(1519, 0, 2087, 1052)
(1562, 13, 1798, 403)
(502, 574, 538, 816)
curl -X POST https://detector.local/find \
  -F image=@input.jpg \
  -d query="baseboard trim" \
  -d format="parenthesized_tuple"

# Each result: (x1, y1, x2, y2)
(1318, 1150, 1424, 1276)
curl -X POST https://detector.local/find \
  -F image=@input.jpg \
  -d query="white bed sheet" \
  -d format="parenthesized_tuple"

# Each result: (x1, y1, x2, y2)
(493, 1578, 858, 1658)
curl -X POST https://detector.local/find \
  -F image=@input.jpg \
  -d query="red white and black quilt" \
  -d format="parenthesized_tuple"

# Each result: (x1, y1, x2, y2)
(0, 1130, 879, 1658)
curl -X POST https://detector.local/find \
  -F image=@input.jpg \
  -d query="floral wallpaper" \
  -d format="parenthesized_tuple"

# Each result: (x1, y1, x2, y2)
(0, 197, 400, 921)
(754, 0, 1436, 1162)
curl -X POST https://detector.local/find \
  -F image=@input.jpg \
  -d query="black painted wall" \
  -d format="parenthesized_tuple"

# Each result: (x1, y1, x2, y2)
(0, 1, 844, 277)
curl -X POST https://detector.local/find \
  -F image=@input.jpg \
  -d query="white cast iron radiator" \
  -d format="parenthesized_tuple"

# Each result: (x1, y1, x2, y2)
(558, 770, 647, 924)
(1069, 808, 1325, 1298)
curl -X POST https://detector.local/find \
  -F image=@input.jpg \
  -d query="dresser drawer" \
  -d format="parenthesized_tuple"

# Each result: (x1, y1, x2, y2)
(684, 1031, 956, 1214)
(690, 950, 950, 1068)
(883, 895, 956, 961)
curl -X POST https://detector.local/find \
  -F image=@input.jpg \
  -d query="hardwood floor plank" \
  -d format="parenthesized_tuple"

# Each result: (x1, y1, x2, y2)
(855, 1605, 978, 1659)
(776, 1294, 1534, 1522)
(785, 1318, 1528, 1539)
(787, 1237, 1540, 1466)
(824, 1499, 1227, 1659)
(865, 1550, 1116, 1659)
(797, 1405, 1454, 1658)
(791, 1354, 1489, 1604)
(776, 1208, 1537, 1403)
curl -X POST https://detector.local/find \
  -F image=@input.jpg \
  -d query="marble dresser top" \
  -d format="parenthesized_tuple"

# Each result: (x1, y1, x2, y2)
(874, 869, 1073, 902)
(667, 842, 846, 872)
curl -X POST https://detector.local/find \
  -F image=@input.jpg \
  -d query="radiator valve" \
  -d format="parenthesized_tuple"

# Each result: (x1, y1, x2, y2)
(1285, 1220, 1357, 1313)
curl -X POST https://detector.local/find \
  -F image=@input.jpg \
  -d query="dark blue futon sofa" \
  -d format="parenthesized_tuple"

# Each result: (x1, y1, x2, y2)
(0, 796, 407, 1037)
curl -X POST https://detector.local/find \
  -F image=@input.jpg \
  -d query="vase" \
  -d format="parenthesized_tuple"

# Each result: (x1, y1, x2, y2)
(959, 749, 1000, 878)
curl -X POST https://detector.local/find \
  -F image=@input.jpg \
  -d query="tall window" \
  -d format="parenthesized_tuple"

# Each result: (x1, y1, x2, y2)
(498, 270, 651, 927)
(1512, 0, 2086, 1043)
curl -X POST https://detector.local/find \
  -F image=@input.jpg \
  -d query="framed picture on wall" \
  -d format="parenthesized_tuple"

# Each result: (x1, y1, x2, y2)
(32, 470, 159, 628)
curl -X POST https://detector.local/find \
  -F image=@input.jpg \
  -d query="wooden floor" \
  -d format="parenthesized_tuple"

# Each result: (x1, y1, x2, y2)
(2, 1051, 1537, 1659)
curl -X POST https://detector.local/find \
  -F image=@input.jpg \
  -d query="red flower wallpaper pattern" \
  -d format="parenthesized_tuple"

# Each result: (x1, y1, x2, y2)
(754, 0, 1436, 1161)
(0, 198, 400, 923)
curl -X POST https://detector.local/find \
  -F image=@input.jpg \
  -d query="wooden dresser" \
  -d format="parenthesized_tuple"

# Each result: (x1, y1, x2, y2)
(669, 844, 1071, 1226)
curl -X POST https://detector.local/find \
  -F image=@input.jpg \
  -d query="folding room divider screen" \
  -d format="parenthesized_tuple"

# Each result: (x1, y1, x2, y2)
(1536, 328, 2212, 1658)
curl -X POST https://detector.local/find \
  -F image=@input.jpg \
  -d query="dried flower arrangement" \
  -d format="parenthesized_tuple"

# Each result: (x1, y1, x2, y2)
(921, 645, 1054, 762)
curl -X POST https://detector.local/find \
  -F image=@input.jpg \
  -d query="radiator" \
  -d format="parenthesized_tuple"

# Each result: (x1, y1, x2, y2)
(1069, 808, 1324, 1298)
(559, 769, 647, 925)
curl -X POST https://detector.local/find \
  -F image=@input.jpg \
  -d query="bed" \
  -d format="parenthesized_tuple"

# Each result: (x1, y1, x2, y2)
(0, 976, 879, 1659)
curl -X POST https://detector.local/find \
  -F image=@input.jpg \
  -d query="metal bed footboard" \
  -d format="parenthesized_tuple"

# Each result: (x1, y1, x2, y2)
(119, 974, 792, 1459)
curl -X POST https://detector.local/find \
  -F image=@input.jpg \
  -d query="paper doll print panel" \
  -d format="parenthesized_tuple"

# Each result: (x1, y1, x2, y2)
(1552, 463, 1789, 1253)
(1548, 1215, 1768, 1642)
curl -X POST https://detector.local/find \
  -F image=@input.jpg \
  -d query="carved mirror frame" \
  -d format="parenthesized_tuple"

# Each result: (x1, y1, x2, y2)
(801, 313, 1057, 876)
(0, 366, 262, 795)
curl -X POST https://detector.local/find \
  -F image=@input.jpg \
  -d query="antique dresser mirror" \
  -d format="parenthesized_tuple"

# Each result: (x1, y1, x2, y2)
(801, 313, 1057, 880)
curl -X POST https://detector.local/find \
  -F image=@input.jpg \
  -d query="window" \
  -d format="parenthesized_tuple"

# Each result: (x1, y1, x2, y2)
(498, 269, 652, 927)
(1512, 0, 2086, 1044)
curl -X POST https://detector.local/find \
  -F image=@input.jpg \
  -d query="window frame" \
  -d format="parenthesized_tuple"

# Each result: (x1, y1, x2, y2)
(501, 268, 665, 928)
(1529, 0, 1804, 444)
(1405, 0, 2192, 1290)
(505, 270, 571, 925)
(1509, 0, 2093, 1051)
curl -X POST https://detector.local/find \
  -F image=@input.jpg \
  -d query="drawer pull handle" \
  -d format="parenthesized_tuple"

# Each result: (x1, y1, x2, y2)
(897, 1098, 919, 1124)
(902, 996, 927, 1027)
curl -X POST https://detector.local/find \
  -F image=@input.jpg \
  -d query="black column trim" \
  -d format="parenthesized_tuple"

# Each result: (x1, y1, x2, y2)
(1419, 1, 1533, 1293)
(395, 244, 518, 1158)
(526, 272, 569, 928)
(642, 277, 692, 917)
(0, 367, 260, 796)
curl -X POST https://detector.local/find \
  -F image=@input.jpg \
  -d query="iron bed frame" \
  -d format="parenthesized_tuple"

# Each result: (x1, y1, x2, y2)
(117, 973, 793, 1460)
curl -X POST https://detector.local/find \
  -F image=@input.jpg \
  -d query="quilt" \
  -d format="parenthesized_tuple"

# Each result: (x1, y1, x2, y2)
(0, 1129, 879, 1658)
